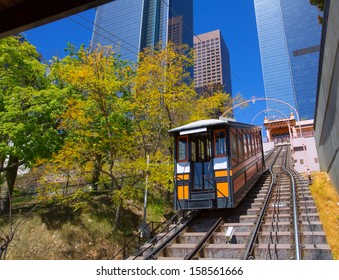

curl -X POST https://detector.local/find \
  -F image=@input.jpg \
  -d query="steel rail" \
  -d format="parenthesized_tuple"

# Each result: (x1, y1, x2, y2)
(243, 146, 283, 259)
(265, 147, 288, 260)
(184, 217, 223, 260)
(287, 168, 322, 259)
(265, 164, 283, 260)
(282, 165, 301, 260)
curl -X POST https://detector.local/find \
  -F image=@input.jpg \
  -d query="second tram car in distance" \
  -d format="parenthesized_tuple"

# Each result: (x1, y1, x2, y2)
(169, 118, 265, 210)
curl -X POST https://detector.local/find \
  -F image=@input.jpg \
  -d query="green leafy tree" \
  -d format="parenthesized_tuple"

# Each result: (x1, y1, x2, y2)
(49, 45, 136, 228)
(0, 36, 67, 212)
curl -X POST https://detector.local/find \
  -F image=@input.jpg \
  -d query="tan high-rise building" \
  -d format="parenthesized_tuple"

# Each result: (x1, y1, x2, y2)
(193, 30, 232, 95)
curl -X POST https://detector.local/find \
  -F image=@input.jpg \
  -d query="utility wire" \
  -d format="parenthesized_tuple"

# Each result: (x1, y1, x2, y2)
(68, 15, 169, 67)
(71, 3, 259, 97)
(76, 14, 140, 52)
(67, 16, 140, 58)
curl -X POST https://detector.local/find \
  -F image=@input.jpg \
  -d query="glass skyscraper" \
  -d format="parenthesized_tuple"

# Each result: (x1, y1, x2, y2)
(91, 0, 193, 63)
(254, 0, 322, 120)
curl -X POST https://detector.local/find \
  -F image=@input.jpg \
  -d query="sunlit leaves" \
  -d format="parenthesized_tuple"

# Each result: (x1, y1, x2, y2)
(0, 36, 67, 169)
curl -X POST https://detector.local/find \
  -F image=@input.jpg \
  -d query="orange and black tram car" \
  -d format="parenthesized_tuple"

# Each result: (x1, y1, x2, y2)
(169, 118, 265, 210)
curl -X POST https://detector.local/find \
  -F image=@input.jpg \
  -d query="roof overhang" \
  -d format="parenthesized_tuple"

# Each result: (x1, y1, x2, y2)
(0, 0, 114, 39)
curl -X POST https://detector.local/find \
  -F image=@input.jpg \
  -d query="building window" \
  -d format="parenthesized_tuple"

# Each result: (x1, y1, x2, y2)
(314, 158, 319, 163)
(300, 159, 304, 164)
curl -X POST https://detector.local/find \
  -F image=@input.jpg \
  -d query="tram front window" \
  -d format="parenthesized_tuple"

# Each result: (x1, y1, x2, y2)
(215, 130, 226, 157)
(190, 134, 213, 191)
(177, 136, 188, 162)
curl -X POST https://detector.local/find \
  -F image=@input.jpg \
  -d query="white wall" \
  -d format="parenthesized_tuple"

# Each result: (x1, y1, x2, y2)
(291, 137, 320, 173)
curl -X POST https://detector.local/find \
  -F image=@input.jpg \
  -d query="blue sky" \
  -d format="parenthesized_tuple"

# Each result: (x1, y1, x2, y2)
(23, 0, 267, 126)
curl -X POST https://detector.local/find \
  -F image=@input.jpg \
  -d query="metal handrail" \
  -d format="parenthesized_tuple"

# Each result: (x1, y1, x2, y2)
(112, 220, 161, 260)
(112, 211, 181, 260)
(132, 210, 185, 259)
(143, 211, 198, 259)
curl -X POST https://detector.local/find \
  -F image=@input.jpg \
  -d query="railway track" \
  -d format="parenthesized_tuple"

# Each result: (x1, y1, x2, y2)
(119, 145, 332, 260)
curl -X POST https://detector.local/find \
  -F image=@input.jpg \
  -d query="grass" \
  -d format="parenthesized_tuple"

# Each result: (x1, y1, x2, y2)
(310, 172, 339, 260)
(1, 194, 142, 259)
(1, 190, 175, 260)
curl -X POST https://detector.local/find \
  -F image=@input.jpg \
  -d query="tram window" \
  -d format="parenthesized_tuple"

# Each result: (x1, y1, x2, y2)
(257, 134, 262, 151)
(247, 134, 252, 154)
(252, 133, 255, 152)
(191, 141, 197, 162)
(177, 136, 188, 162)
(214, 130, 226, 157)
(230, 130, 238, 163)
(238, 131, 244, 160)
(254, 132, 258, 152)
(198, 139, 205, 161)
(206, 138, 212, 159)
(243, 132, 248, 156)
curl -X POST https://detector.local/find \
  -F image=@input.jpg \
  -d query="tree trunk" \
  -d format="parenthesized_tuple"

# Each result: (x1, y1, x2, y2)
(1, 156, 19, 214)
(113, 197, 123, 231)
(91, 154, 102, 192)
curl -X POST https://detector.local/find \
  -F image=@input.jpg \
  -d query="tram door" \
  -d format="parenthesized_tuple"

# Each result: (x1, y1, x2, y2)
(190, 134, 214, 191)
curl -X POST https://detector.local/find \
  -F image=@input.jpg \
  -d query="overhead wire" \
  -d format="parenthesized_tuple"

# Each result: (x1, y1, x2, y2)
(69, 2, 262, 100)
(67, 16, 140, 58)
(75, 14, 141, 53)
(68, 14, 171, 67)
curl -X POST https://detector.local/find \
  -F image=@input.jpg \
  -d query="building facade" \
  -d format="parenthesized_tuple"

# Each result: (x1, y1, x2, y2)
(314, 0, 339, 192)
(91, 0, 193, 62)
(254, 0, 322, 120)
(193, 30, 232, 95)
(263, 116, 320, 173)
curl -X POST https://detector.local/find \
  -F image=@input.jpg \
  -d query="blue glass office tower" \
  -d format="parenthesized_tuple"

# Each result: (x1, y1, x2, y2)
(91, 0, 193, 63)
(254, 0, 322, 120)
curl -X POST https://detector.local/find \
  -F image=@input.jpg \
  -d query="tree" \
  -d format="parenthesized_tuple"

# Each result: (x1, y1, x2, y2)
(49, 45, 136, 228)
(0, 36, 67, 212)
(132, 42, 239, 209)
(133, 42, 196, 157)
(310, 0, 325, 24)
(310, 0, 324, 11)
(40, 42, 243, 230)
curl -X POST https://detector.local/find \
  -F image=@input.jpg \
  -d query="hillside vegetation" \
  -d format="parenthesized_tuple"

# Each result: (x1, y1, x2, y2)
(1, 195, 143, 259)
(310, 172, 339, 259)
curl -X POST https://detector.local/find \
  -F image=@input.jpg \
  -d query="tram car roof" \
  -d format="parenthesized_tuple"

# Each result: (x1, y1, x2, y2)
(169, 117, 261, 135)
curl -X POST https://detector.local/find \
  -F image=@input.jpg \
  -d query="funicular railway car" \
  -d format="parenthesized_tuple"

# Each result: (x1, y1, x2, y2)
(169, 118, 265, 210)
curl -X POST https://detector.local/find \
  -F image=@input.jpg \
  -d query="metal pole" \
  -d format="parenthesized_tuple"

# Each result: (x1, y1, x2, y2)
(142, 155, 150, 237)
